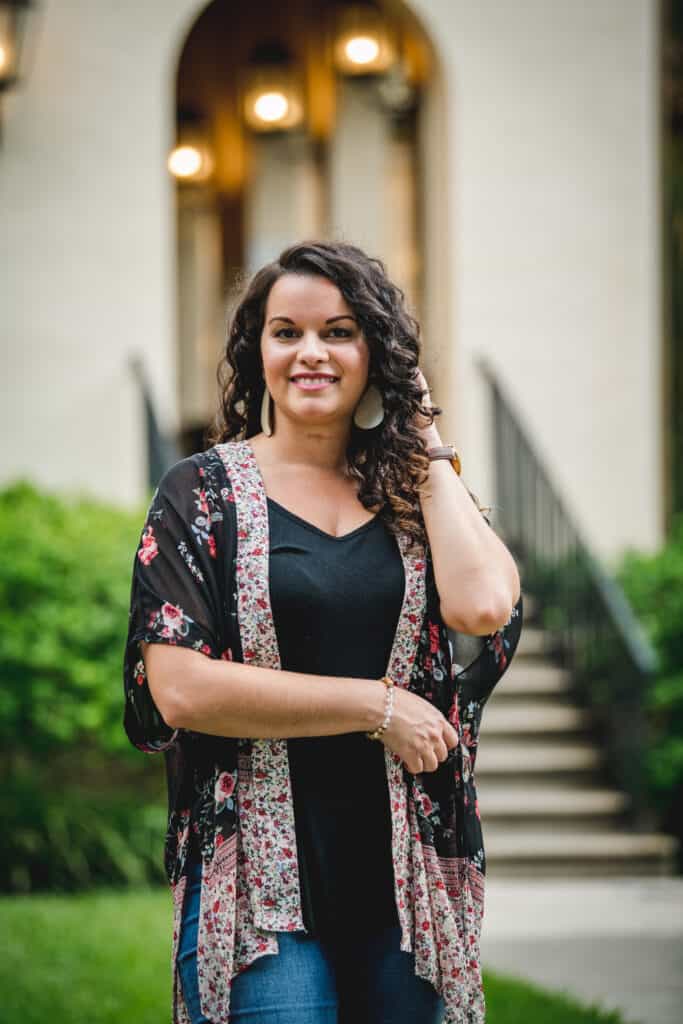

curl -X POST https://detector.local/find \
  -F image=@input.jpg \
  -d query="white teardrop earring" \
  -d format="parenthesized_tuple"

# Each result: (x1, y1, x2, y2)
(260, 386, 274, 436)
(353, 384, 385, 430)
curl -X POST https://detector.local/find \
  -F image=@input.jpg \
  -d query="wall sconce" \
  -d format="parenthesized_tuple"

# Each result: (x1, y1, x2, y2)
(168, 107, 214, 184)
(0, 0, 36, 141)
(241, 40, 304, 133)
(332, 3, 395, 76)
(0, 0, 34, 92)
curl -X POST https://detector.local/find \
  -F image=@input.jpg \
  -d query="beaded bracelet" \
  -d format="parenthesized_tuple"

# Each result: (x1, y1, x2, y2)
(366, 675, 395, 741)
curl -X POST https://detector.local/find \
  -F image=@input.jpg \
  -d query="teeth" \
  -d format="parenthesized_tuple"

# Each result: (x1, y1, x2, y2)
(293, 376, 337, 382)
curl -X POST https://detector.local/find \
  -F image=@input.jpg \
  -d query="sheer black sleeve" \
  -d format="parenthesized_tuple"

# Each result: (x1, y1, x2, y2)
(122, 452, 229, 753)
(424, 524, 524, 705)
(449, 595, 524, 705)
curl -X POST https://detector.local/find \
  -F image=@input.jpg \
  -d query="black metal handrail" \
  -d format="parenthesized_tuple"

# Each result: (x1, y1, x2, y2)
(477, 355, 659, 829)
(128, 355, 181, 490)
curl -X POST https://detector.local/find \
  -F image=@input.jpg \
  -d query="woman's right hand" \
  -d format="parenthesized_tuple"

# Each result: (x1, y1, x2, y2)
(379, 687, 459, 774)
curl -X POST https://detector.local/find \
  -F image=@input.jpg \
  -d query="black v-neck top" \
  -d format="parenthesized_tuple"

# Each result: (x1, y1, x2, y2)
(267, 496, 406, 939)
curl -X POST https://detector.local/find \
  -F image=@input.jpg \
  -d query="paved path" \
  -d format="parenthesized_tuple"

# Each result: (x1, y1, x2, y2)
(480, 877, 683, 1024)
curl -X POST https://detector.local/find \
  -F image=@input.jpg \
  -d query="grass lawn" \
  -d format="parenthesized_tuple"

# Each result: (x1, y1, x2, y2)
(0, 887, 625, 1024)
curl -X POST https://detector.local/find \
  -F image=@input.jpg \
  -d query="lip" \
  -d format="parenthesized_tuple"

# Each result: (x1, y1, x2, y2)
(290, 375, 339, 391)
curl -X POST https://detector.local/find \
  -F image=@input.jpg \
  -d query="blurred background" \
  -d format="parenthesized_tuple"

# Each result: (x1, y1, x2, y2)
(0, 2, 682, 1023)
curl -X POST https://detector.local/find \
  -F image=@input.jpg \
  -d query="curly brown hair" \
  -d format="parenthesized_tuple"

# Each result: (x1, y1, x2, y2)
(207, 239, 456, 550)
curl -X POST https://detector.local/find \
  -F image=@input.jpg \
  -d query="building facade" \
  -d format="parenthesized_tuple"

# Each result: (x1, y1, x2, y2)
(0, 0, 670, 567)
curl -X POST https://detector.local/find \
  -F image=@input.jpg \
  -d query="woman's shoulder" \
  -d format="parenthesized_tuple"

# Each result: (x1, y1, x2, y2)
(156, 443, 239, 500)
(148, 446, 238, 565)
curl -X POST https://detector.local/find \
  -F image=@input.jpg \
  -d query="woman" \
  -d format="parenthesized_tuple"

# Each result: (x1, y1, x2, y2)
(123, 239, 523, 1024)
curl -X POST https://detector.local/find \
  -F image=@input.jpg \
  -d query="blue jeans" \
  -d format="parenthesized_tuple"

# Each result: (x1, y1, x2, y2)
(178, 857, 445, 1023)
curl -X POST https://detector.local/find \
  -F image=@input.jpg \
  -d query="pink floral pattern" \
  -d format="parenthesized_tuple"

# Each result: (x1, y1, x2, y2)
(216, 440, 306, 934)
(137, 524, 159, 565)
(170, 874, 193, 1024)
(195, 835, 239, 1017)
(154, 602, 190, 640)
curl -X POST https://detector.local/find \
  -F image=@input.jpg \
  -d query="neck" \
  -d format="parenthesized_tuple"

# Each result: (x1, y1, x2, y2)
(255, 413, 353, 476)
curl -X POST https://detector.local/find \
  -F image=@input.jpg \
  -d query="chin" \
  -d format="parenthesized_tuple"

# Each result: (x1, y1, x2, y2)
(285, 404, 347, 425)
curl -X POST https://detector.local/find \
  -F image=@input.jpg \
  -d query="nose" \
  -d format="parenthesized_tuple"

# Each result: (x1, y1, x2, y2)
(298, 330, 330, 362)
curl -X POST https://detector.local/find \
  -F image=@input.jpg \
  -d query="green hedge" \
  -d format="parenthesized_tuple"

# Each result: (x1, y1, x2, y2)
(0, 771, 167, 892)
(0, 479, 167, 893)
(0, 479, 148, 760)
(616, 512, 683, 823)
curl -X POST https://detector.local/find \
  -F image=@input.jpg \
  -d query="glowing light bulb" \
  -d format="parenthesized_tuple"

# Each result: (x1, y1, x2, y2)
(0, 44, 7, 72)
(253, 91, 289, 124)
(344, 36, 380, 66)
(168, 145, 203, 179)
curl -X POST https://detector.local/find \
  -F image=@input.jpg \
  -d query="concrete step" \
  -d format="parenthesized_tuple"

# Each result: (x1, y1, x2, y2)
(482, 701, 589, 735)
(475, 739, 602, 782)
(476, 783, 630, 831)
(513, 625, 547, 658)
(468, 584, 681, 876)
(483, 828, 679, 877)
(490, 662, 574, 701)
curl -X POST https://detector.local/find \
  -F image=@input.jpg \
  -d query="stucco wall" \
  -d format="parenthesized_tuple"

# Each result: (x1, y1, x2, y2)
(0, 0, 200, 504)
(414, 0, 663, 564)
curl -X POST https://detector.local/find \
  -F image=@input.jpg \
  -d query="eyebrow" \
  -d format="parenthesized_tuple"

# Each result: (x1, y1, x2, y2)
(267, 315, 357, 325)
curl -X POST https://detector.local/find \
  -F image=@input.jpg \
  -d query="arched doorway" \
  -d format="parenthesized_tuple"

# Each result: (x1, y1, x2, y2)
(170, 0, 452, 454)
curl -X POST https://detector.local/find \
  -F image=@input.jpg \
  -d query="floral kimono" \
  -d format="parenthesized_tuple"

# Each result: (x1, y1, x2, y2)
(123, 439, 523, 1024)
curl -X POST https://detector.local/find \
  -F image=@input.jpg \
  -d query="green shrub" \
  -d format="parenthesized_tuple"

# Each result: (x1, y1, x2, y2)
(0, 770, 167, 893)
(616, 512, 683, 807)
(0, 478, 167, 892)
(0, 479, 147, 761)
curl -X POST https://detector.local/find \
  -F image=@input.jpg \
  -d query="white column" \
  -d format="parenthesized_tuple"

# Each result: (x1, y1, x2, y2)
(244, 131, 324, 273)
(176, 187, 225, 430)
(328, 77, 419, 310)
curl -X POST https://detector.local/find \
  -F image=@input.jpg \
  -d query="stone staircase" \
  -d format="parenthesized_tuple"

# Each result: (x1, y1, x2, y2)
(476, 594, 679, 877)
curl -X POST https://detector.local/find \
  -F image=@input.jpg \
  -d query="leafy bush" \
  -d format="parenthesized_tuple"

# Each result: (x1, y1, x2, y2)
(615, 512, 683, 813)
(0, 770, 167, 893)
(0, 479, 147, 760)
(0, 478, 167, 892)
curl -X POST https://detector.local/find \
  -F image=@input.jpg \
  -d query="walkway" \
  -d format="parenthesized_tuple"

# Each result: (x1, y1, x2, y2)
(480, 876, 683, 1024)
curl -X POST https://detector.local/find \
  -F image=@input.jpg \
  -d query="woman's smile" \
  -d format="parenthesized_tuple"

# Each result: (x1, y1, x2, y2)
(290, 375, 340, 391)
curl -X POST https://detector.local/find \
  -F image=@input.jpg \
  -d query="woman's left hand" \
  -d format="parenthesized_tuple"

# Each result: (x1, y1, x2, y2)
(412, 367, 440, 443)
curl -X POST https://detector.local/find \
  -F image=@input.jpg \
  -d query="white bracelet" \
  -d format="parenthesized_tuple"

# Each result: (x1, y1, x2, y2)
(366, 676, 395, 741)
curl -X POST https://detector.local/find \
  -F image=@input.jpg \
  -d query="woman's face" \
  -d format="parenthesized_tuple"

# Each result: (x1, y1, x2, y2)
(259, 272, 371, 431)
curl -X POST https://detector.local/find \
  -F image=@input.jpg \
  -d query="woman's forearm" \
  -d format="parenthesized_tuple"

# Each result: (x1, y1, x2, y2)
(419, 452, 521, 631)
(141, 642, 386, 739)
(411, 371, 520, 634)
